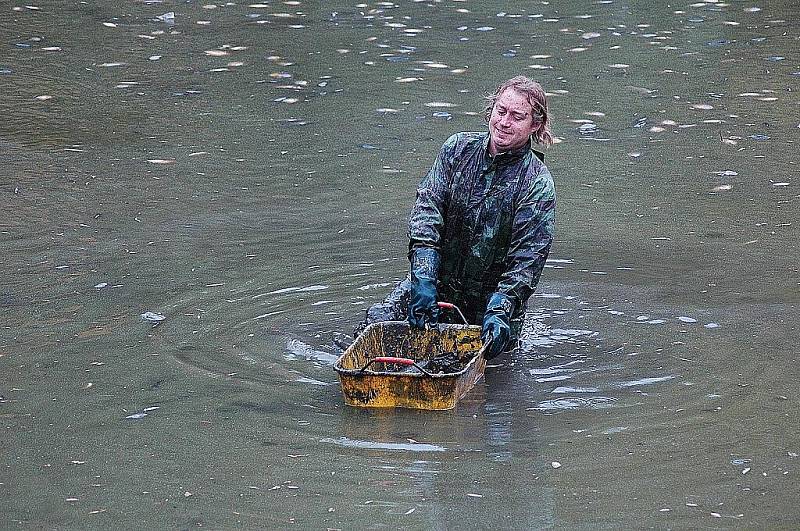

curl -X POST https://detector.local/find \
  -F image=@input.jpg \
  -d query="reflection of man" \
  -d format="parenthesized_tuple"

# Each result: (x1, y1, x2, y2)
(358, 76, 556, 360)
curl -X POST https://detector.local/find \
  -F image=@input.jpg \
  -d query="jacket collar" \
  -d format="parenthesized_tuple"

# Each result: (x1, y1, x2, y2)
(483, 133, 538, 164)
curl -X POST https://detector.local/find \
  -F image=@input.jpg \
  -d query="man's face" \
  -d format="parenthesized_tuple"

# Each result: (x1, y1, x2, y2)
(488, 87, 540, 155)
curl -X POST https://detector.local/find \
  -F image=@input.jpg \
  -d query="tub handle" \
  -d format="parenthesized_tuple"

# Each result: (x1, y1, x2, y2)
(436, 301, 469, 325)
(361, 356, 434, 376)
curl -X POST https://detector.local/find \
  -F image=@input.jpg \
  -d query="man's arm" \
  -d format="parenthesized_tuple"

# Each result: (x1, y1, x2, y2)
(407, 134, 459, 251)
(405, 134, 460, 328)
(481, 167, 555, 357)
(495, 168, 556, 312)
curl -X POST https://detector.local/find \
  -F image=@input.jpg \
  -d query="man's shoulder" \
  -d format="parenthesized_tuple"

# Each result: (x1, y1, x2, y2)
(454, 131, 487, 141)
(443, 131, 487, 151)
(520, 155, 554, 195)
(520, 151, 548, 176)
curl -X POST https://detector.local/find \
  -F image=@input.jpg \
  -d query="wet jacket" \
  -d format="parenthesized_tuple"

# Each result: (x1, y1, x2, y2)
(408, 131, 555, 327)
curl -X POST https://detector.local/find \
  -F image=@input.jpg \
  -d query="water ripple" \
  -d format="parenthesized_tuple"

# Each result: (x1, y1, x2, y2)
(320, 437, 447, 452)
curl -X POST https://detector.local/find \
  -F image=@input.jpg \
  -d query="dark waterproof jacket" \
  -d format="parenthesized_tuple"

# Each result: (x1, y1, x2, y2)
(408, 132, 555, 326)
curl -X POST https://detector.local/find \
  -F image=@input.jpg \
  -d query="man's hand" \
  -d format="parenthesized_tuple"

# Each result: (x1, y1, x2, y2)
(481, 292, 514, 359)
(408, 248, 440, 328)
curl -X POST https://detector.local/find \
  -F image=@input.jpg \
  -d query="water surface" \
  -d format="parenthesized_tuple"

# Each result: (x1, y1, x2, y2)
(2, 1, 798, 528)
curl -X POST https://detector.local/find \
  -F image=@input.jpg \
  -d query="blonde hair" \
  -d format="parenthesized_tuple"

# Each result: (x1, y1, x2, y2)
(484, 76, 554, 147)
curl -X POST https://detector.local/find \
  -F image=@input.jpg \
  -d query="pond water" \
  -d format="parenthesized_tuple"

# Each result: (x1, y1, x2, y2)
(2, 0, 798, 528)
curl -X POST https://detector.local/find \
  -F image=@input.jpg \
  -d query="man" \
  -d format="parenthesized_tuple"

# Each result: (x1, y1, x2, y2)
(358, 76, 555, 360)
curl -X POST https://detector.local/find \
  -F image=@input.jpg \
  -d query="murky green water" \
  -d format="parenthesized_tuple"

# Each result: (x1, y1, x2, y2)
(2, 0, 798, 528)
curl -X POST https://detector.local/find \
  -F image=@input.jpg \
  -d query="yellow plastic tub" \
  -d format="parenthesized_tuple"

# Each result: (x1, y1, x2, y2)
(334, 321, 486, 410)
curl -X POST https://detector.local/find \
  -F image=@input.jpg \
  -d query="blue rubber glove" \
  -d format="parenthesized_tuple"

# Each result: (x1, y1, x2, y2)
(408, 247, 440, 329)
(481, 292, 514, 359)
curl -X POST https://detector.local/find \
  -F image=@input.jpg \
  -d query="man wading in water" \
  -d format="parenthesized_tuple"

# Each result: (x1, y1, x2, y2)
(357, 75, 556, 360)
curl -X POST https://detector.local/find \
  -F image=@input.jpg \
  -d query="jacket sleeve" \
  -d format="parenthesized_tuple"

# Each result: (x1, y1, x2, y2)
(407, 134, 458, 252)
(495, 167, 556, 311)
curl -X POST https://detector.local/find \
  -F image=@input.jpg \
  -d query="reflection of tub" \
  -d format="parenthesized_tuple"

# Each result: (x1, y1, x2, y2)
(334, 321, 486, 410)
